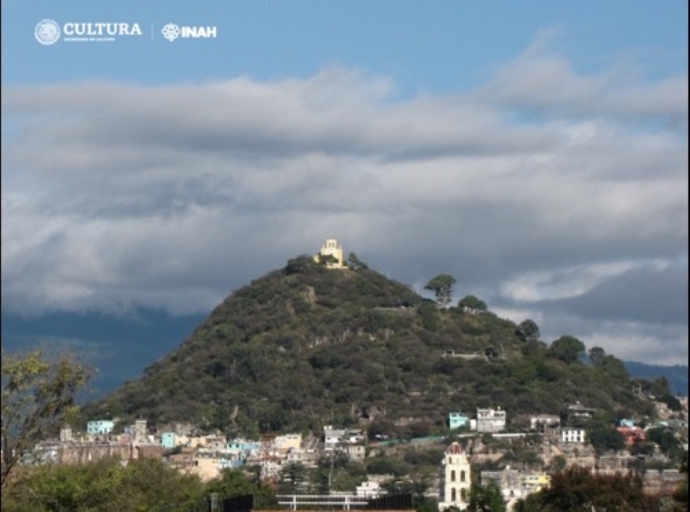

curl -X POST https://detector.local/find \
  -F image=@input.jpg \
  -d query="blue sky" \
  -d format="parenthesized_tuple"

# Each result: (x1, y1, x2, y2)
(2, 0, 688, 374)
(3, 1, 687, 89)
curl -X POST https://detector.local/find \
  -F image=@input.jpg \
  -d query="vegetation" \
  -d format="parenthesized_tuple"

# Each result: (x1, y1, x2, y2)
(515, 320, 540, 343)
(424, 274, 456, 307)
(85, 257, 657, 436)
(1, 458, 275, 512)
(513, 466, 682, 512)
(586, 422, 626, 455)
(458, 295, 488, 314)
(467, 481, 506, 511)
(548, 335, 586, 365)
(1, 350, 91, 491)
(625, 363, 688, 396)
(3, 259, 686, 511)
(646, 427, 684, 460)
(347, 252, 369, 270)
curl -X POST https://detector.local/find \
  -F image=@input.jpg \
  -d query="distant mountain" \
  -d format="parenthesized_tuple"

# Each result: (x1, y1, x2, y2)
(623, 361, 688, 396)
(84, 255, 666, 435)
(1, 309, 204, 399)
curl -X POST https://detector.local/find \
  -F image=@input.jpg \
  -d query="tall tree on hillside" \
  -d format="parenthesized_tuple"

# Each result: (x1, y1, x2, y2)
(1, 350, 91, 491)
(515, 319, 540, 343)
(347, 252, 368, 270)
(458, 295, 488, 314)
(589, 346, 606, 366)
(548, 335, 586, 364)
(424, 274, 456, 307)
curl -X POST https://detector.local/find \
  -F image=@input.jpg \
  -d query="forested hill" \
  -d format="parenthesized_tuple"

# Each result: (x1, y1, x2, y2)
(624, 361, 688, 396)
(89, 255, 665, 436)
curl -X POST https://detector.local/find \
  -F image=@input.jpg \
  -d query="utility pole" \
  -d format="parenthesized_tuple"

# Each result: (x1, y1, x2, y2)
(328, 449, 334, 493)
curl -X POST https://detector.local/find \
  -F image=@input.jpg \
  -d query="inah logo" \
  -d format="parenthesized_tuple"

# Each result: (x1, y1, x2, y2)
(161, 23, 180, 42)
(160, 23, 217, 41)
(35, 19, 61, 45)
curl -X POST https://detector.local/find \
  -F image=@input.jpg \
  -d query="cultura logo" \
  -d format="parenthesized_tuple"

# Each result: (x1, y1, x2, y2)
(34, 19, 142, 44)
(161, 23, 181, 42)
(35, 19, 61, 45)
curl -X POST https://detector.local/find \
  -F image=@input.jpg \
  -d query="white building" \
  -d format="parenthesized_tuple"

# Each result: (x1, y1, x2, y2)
(323, 425, 346, 452)
(439, 442, 471, 511)
(133, 419, 147, 443)
(314, 239, 345, 268)
(481, 468, 525, 502)
(274, 433, 302, 454)
(356, 481, 383, 498)
(561, 428, 586, 444)
(529, 415, 560, 432)
(476, 407, 506, 433)
(345, 444, 366, 462)
(59, 427, 73, 442)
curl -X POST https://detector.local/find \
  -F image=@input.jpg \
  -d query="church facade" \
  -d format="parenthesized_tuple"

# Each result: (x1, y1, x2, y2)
(314, 238, 345, 268)
(438, 442, 472, 511)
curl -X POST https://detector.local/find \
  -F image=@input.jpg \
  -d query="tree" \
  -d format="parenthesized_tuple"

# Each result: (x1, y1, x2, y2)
(284, 255, 315, 275)
(1, 457, 208, 512)
(458, 295, 488, 314)
(546, 455, 567, 473)
(660, 392, 683, 412)
(548, 335, 585, 364)
(646, 427, 682, 457)
(588, 346, 606, 366)
(347, 252, 368, 270)
(515, 320, 540, 343)
(598, 354, 630, 383)
(424, 274, 456, 307)
(318, 253, 339, 266)
(514, 465, 663, 512)
(467, 481, 506, 512)
(1, 350, 91, 490)
(206, 468, 277, 508)
(417, 301, 440, 330)
(586, 423, 626, 455)
(279, 463, 308, 494)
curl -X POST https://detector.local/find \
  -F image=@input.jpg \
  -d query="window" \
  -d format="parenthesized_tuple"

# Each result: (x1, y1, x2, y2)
(451, 470, 456, 482)
(461, 470, 466, 482)
(451, 489, 456, 502)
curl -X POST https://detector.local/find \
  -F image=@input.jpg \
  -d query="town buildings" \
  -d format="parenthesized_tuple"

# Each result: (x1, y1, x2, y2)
(476, 407, 506, 433)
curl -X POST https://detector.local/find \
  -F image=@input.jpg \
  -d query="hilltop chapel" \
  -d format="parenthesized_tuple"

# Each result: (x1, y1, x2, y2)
(314, 238, 346, 268)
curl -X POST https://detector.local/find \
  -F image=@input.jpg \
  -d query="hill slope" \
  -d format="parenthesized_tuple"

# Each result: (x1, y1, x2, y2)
(91, 256, 656, 434)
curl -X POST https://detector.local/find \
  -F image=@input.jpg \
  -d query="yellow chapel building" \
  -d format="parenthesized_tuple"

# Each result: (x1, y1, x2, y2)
(314, 239, 346, 268)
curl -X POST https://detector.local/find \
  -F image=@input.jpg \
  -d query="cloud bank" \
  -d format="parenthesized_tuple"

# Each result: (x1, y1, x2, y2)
(2, 39, 687, 364)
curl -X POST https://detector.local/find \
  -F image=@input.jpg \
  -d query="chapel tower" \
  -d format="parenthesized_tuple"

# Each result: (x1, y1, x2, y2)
(438, 442, 471, 510)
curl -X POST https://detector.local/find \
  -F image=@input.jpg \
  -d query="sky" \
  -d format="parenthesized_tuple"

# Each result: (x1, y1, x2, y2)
(2, 1, 688, 367)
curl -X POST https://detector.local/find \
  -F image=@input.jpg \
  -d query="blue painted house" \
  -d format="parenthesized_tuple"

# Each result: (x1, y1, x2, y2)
(448, 413, 469, 430)
(87, 420, 115, 435)
(161, 432, 176, 449)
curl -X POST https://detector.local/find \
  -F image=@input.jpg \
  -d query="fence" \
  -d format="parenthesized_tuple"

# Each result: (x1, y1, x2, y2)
(212, 493, 414, 512)
(277, 495, 369, 510)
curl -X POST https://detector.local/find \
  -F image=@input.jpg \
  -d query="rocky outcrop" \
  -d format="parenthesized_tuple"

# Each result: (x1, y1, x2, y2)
(643, 469, 685, 495)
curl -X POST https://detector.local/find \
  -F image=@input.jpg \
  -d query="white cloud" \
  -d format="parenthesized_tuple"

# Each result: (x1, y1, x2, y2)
(481, 37, 688, 128)
(1, 35, 687, 363)
(499, 260, 669, 303)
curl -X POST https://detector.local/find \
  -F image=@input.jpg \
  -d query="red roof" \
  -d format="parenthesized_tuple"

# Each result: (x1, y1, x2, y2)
(446, 442, 464, 454)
